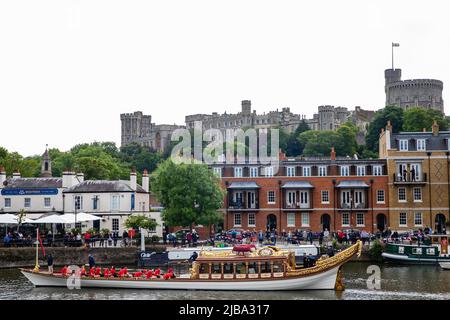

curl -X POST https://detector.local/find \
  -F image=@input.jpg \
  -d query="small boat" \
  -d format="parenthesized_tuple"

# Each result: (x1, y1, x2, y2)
(382, 234, 450, 264)
(439, 262, 450, 270)
(21, 241, 362, 291)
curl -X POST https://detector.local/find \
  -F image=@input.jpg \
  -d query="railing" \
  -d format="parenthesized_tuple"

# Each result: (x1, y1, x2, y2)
(228, 201, 259, 210)
(283, 202, 311, 209)
(339, 202, 368, 209)
(393, 173, 427, 183)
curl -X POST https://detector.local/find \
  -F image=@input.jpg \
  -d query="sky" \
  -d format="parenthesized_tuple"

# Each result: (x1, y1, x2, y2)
(1, 0, 449, 156)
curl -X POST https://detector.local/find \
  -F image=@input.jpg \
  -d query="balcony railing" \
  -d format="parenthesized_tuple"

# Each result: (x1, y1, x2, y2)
(393, 173, 427, 184)
(228, 201, 259, 210)
(339, 202, 368, 209)
(283, 202, 311, 209)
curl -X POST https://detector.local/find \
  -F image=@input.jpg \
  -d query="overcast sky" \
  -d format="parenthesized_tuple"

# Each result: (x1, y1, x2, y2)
(1, 0, 449, 156)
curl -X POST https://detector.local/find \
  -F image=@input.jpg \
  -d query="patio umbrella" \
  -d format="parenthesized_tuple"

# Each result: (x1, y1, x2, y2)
(30, 214, 68, 224)
(0, 214, 19, 224)
(61, 212, 101, 224)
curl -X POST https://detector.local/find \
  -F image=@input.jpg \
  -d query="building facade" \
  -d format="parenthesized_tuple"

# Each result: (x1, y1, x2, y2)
(379, 121, 450, 233)
(385, 68, 444, 113)
(214, 149, 389, 234)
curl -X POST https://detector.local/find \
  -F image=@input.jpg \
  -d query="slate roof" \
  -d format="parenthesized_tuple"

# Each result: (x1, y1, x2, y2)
(63, 180, 147, 193)
(335, 180, 369, 188)
(227, 182, 260, 189)
(391, 131, 450, 151)
(2, 178, 62, 189)
(281, 181, 314, 189)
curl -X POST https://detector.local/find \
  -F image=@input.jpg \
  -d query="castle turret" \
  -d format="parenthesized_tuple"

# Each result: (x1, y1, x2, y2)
(385, 68, 402, 87)
(241, 100, 251, 115)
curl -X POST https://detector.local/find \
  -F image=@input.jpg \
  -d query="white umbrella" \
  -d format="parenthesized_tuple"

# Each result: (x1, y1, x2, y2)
(0, 214, 19, 224)
(62, 212, 101, 223)
(30, 214, 68, 224)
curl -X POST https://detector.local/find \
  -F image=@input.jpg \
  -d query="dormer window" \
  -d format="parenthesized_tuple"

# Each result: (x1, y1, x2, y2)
(399, 139, 409, 151)
(286, 166, 296, 177)
(340, 166, 350, 176)
(234, 167, 243, 178)
(416, 139, 426, 151)
(302, 166, 311, 177)
(356, 166, 366, 176)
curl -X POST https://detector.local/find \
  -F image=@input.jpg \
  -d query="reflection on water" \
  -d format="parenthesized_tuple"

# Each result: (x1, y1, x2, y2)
(1, 263, 450, 300)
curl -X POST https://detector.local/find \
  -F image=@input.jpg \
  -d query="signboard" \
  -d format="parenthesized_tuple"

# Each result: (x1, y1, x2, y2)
(1, 188, 59, 196)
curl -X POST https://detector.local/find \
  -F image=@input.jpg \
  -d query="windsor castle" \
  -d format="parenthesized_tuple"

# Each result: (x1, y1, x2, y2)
(121, 66, 444, 152)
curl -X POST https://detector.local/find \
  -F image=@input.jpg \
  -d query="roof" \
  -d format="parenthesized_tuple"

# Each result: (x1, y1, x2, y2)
(391, 131, 450, 151)
(281, 181, 314, 189)
(63, 180, 147, 193)
(2, 178, 62, 189)
(335, 180, 369, 188)
(227, 182, 260, 189)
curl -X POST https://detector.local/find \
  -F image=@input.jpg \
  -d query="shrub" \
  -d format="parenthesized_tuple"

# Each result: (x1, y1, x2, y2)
(369, 239, 384, 262)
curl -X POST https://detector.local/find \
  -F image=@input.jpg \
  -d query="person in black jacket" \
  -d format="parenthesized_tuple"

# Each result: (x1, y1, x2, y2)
(88, 254, 95, 269)
(47, 254, 54, 273)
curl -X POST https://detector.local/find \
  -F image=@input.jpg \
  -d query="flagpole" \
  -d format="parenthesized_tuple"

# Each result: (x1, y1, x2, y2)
(33, 228, 39, 272)
(392, 43, 394, 70)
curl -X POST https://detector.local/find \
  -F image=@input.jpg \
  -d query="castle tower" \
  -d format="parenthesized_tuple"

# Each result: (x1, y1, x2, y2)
(241, 100, 251, 115)
(40, 145, 52, 178)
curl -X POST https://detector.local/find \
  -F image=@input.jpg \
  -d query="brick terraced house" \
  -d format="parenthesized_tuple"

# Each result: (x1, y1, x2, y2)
(213, 149, 389, 234)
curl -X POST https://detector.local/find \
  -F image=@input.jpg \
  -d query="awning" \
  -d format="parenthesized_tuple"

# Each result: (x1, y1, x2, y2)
(281, 181, 314, 189)
(0, 214, 19, 224)
(336, 181, 369, 188)
(227, 182, 260, 189)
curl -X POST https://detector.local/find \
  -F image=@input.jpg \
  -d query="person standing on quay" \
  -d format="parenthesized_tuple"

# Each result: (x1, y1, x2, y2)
(88, 254, 95, 270)
(47, 254, 54, 274)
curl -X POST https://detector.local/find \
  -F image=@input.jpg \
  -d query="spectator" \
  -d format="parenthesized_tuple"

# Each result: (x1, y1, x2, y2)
(47, 254, 54, 273)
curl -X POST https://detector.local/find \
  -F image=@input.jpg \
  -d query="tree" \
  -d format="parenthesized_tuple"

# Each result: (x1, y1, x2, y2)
(124, 215, 158, 232)
(285, 119, 310, 156)
(299, 131, 345, 157)
(365, 105, 404, 153)
(403, 107, 448, 132)
(336, 122, 358, 156)
(151, 159, 225, 228)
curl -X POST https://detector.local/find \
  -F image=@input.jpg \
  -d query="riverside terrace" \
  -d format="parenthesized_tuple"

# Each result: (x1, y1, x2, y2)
(212, 148, 389, 234)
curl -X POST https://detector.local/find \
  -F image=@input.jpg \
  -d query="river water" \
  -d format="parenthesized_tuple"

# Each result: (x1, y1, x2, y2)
(1, 262, 449, 300)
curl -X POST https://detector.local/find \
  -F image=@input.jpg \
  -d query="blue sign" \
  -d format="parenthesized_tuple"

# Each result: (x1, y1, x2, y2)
(1, 188, 59, 196)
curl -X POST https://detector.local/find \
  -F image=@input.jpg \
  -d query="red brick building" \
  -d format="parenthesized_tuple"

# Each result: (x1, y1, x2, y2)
(215, 149, 389, 234)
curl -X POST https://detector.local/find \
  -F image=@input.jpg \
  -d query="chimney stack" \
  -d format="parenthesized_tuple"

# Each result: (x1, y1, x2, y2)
(386, 120, 393, 133)
(0, 166, 6, 188)
(76, 172, 84, 183)
(330, 147, 336, 161)
(130, 168, 137, 191)
(62, 171, 77, 188)
(142, 169, 149, 193)
(432, 120, 439, 136)
(278, 149, 287, 161)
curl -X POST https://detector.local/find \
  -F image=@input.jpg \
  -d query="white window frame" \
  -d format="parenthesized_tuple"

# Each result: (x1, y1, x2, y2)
(302, 166, 311, 177)
(234, 213, 242, 227)
(354, 190, 364, 206)
(416, 139, 426, 151)
(234, 167, 243, 178)
(399, 139, 409, 151)
(318, 166, 327, 177)
(376, 190, 385, 204)
(373, 165, 382, 176)
(398, 188, 407, 202)
(287, 212, 296, 227)
(356, 166, 366, 176)
(286, 191, 296, 206)
(24, 198, 31, 208)
(248, 213, 256, 227)
(341, 190, 351, 205)
(321, 190, 329, 204)
(267, 191, 276, 204)
(414, 212, 423, 227)
(112, 218, 120, 232)
(301, 212, 310, 227)
(44, 197, 51, 208)
(111, 195, 120, 211)
(340, 166, 350, 176)
(213, 167, 222, 177)
(74, 195, 83, 210)
(356, 213, 365, 227)
(342, 213, 350, 227)
(413, 187, 422, 202)
(286, 166, 296, 177)
(399, 212, 407, 227)
(249, 167, 258, 178)
(265, 166, 274, 177)
(4, 198, 11, 208)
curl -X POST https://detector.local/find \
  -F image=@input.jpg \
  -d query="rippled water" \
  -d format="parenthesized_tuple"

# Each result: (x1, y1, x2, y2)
(1, 263, 449, 300)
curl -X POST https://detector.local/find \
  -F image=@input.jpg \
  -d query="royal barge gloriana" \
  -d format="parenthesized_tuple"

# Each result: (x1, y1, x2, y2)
(21, 242, 361, 291)
(382, 234, 450, 264)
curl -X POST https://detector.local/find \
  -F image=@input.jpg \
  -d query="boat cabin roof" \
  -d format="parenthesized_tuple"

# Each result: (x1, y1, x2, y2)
(196, 255, 287, 263)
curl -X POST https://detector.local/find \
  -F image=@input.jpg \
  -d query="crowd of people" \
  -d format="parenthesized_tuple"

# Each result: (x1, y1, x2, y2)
(49, 254, 176, 280)
(163, 229, 200, 248)
(2, 231, 33, 247)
